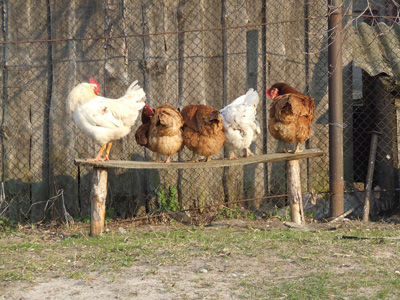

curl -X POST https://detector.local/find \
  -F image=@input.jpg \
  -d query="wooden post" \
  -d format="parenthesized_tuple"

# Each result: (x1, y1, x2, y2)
(363, 131, 380, 222)
(90, 167, 108, 236)
(286, 160, 304, 225)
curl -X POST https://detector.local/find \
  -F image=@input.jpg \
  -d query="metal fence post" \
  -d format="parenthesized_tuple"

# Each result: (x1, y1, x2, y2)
(328, 0, 344, 217)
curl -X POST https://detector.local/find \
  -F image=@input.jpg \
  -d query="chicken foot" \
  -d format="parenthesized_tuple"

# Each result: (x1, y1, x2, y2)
(282, 142, 302, 154)
(229, 152, 237, 160)
(189, 153, 210, 162)
(189, 152, 198, 163)
(292, 143, 302, 154)
(245, 148, 254, 157)
(152, 153, 172, 163)
(282, 142, 288, 154)
(87, 142, 113, 161)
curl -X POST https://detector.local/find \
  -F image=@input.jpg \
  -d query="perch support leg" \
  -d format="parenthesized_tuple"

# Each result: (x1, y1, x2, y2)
(286, 159, 304, 225)
(90, 167, 108, 236)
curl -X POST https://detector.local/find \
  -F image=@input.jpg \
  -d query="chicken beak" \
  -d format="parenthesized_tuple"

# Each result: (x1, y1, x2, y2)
(145, 104, 155, 116)
(266, 88, 278, 99)
(266, 88, 272, 99)
(145, 104, 153, 112)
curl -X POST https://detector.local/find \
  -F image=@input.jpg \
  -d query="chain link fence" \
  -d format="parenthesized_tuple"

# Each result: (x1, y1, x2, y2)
(0, 0, 399, 224)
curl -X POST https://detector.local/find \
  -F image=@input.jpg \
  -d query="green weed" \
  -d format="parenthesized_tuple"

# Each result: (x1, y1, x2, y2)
(216, 204, 256, 220)
(156, 185, 180, 212)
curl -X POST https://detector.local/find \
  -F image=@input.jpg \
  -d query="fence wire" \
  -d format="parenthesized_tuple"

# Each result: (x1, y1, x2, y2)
(0, 0, 399, 223)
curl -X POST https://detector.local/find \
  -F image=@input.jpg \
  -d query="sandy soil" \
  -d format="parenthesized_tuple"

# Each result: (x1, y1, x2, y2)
(1, 218, 400, 300)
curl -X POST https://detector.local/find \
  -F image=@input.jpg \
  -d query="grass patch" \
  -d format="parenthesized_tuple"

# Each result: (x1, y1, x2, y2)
(0, 220, 400, 299)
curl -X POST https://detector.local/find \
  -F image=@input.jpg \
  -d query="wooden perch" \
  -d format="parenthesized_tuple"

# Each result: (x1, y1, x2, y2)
(75, 149, 324, 236)
(74, 148, 324, 169)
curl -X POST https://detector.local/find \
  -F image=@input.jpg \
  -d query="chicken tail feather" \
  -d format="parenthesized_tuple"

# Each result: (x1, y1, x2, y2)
(243, 89, 259, 107)
(123, 80, 146, 103)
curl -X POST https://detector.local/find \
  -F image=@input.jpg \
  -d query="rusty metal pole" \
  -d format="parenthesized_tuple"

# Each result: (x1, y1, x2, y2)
(328, 0, 344, 217)
(363, 131, 380, 222)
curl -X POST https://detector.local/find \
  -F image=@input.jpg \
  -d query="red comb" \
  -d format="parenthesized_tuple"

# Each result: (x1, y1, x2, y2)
(145, 104, 154, 113)
(266, 88, 271, 98)
(89, 78, 100, 95)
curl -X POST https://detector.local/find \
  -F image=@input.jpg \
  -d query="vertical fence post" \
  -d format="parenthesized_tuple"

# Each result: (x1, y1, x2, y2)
(244, 29, 259, 201)
(261, 0, 268, 194)
(328, 0, 344, 217)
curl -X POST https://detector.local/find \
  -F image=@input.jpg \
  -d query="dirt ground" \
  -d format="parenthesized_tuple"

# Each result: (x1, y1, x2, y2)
(1, 217, 400, 300)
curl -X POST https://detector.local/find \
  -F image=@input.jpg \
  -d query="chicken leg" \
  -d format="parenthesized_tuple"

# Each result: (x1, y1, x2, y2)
(292, 143, 302, 154)
(282, 142, 288, 154)
(87, 142, 113, 162)
(282, 142, 302, 154)
(103, 142, 113, 161)
(190, 152, 198, 163)
(202, 156, 211, 162)
(87, 144, 107, 162)
(245, 148, 254, 157)
(229, 151, 237, 160)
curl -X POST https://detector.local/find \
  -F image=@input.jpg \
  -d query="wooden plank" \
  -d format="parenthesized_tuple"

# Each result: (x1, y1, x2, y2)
(1, 1, 47, 220)
(307, 1, 329, 195)
(176, 1, 226, 209)
(125, 1, 181, 216)
(75, 149, 324, 169)
(102, 0, 140, 218)
(245, 0, 266, 208)
(244, 29, 259, 203)
(50, 0, 105, 218)
(29, 1, 49, 222)
(74, 2, 107, 217)
(343, 62, 354, 190)
(103, 0, 130, 160)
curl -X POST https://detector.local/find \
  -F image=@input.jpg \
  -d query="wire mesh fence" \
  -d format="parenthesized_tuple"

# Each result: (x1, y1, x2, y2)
(0, 0, 399, 224)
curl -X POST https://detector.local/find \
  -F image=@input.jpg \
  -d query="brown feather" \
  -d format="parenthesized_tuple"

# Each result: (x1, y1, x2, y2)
(135, 104, 184, 160)
(181, 104, 225, 159)
(268, 82, 300, 95)
(268, 92, 314, 147)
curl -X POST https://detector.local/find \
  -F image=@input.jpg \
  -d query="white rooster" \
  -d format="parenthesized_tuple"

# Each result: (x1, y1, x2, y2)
(66, 78, 101, 115)
(68, 80, 146, 161)
(220, 89, 260, 159)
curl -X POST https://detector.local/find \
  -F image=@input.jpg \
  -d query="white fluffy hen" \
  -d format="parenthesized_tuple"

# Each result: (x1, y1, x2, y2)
(220, 89, 260, 159)
(68, 80, 146, 161)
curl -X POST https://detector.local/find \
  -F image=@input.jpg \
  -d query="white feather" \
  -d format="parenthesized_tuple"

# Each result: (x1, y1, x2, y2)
(66, 82, 98, 115)
(220, 89, 260, 156)
(73, 80, 146, 146)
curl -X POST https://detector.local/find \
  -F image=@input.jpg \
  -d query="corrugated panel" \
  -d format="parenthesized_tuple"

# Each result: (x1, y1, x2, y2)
(353, 22, 400, 83)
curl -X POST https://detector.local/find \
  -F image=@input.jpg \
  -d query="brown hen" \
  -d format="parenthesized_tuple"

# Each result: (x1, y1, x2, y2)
(181, 104, 225, 162)
(135, 104, 184, 163)
(266, 83, 314, 153)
